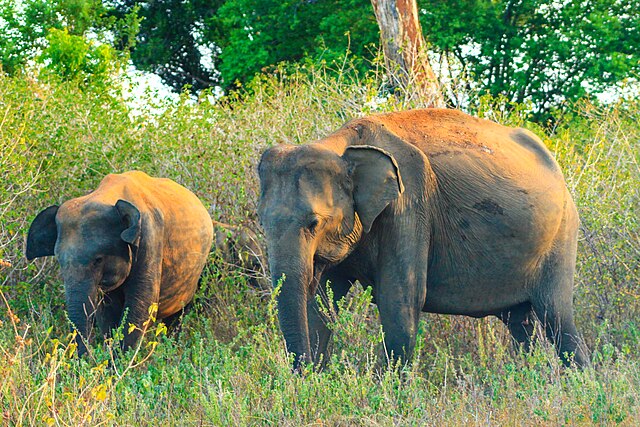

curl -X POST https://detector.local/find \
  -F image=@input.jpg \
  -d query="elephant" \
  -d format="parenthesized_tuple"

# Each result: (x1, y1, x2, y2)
(26, 171, 214, 355)
(257, 108, 589, 370)
(213, 220, 269, 295)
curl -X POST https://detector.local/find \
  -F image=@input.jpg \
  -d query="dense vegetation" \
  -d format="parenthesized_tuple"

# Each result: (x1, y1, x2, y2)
(3, 0, 639, 112)
(1, 63, 639, 424)
(421, 0, 640, 110)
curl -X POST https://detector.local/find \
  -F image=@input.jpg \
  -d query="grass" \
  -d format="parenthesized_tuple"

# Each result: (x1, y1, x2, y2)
(1, 67, 639, 425)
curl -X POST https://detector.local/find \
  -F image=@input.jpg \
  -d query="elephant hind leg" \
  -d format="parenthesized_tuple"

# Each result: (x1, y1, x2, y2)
(531, 296, 589, 368)
(500, 298, 589, 368)
(162, 301, 193, 333)
(499, 302, 535, 352)
(530, 248, 590, 368)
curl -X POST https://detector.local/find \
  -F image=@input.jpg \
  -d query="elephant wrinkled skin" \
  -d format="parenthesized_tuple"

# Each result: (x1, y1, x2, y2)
(258, 109, 588, 369)
(26, 171, 213, 355)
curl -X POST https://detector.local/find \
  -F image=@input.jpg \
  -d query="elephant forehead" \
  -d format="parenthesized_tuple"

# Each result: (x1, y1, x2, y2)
(298, 174, 336, 206)
(58, 200, 118, 223)
(261, 200, 311, 222)
(273, 145, 344, 172)
(263, 159, 343, 199)
(298, 159, 346, 180)
(56, 202, 122, 246)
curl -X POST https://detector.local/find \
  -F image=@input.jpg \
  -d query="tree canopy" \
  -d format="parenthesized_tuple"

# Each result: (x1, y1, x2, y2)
(421, 0, 640, 111)
(2, 0, 638, 114)
(109, 0, 379, 92)
(0, 0, 138, 87)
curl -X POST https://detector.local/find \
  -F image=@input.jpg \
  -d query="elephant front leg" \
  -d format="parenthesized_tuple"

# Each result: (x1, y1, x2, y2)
(121, 278, 161, 353)
(376, 269, 427, 366)
(307, 272, 352, 365)
(121, 302, 159, 352)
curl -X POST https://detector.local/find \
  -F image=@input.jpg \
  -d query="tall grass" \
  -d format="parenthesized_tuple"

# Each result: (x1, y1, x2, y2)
(1, 68, 639, 425)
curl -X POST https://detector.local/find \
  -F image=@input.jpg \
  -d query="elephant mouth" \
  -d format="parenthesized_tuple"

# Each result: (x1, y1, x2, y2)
(100, 282, 123, 293)
(309, 260, 327, 296)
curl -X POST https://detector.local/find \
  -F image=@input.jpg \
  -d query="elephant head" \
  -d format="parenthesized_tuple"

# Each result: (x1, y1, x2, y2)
(257, 141, 404, 368)
(26, 199, 141, 355)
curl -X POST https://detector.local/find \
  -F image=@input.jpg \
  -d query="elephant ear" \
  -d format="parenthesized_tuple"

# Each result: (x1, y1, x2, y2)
(115, 200, 141, 248)
(26, 205, 59, 260)
(343, 145, 404, 233)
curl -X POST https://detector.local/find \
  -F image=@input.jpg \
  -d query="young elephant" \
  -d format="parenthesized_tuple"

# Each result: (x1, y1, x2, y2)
(258, 109, 589, 370)
(26, 171, 213, 355)
(212, 220, 269, 294)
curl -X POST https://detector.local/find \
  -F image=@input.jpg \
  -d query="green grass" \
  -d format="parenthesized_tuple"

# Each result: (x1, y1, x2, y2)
(1, 68, 639, 425)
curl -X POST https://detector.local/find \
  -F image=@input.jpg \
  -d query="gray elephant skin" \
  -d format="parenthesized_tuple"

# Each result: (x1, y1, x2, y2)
(26, 171, 214, 355)
(258, 108, 588, 369)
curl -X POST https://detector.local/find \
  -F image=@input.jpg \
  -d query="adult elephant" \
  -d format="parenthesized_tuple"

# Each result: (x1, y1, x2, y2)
(26, 171, 213, 355)
(257, 109, 588, 370)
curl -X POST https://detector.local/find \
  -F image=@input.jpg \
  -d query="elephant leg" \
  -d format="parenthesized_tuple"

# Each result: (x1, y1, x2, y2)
(498, 302, 535, 352)
(531, 296, 588, 367)
(376, 271, 426, 365)
(96, 288, 125, 338)
(531, 244, 589, 367)
(122, 276, 161, 352)
(162, 301, 193, 333)
(121, 302, 158, 351)
(307, 273, 352, 365)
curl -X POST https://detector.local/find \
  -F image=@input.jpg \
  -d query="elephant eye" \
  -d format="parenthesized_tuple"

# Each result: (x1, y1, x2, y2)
(307, 217, 319, 234)
(93, 256, 104, 266)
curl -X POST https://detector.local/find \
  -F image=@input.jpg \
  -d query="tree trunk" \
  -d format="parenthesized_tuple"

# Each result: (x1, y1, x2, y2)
(370, 0, 444, 106)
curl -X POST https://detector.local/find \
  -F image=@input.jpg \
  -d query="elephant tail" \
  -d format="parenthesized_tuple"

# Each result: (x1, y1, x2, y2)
(212, 219, 238, 231)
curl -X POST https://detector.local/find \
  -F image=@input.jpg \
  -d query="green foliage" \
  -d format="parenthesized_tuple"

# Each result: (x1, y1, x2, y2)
(110, 0, 640, 114)
(40, 28, 117, 88)
(110, 0, 222, 92)
(0, 66, 639, 424)
(213, 0, 378, 88)
(111, 0, 378, 92)
(6, 0, 639, 115)
(0, 0, 139, 86)
(0, 0, 59, 74)
(421, 0, 640, 116)
(57, 0, 105, 35)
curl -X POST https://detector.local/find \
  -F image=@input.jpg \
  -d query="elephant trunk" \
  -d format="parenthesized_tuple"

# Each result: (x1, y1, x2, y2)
(276, 272, 312, 369)
(270, 240, 315, 370)
(64, 280, 98, 356)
